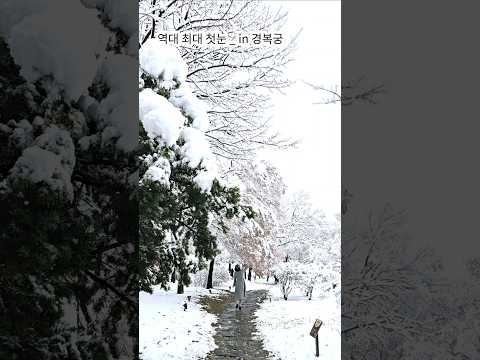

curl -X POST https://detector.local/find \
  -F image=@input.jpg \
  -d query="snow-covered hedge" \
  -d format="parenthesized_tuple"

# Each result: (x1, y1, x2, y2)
(272, 261, 338, 300)
(272, 261, 305, 300)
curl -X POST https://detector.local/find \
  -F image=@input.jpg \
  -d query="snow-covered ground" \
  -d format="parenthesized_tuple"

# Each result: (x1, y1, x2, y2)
(139, 286, 218, 360)
(253, 279, 341, 360)
(139, 279, 340, 360)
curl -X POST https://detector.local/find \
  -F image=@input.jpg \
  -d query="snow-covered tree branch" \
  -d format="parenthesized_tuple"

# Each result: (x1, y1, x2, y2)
(140, 0, 298, 163)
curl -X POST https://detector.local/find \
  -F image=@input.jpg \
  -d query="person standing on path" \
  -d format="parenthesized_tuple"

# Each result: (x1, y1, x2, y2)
(233, 264, 246, 310)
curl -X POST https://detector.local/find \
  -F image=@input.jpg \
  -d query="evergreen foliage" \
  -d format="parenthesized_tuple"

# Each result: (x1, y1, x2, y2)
(139, 51, 252, 295)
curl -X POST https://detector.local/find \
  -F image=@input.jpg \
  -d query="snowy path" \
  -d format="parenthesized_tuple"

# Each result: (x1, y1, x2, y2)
(204, 290, 273, 360)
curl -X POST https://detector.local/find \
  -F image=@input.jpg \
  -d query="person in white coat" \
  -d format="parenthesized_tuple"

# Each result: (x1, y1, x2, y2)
(233, 264, 246, 310)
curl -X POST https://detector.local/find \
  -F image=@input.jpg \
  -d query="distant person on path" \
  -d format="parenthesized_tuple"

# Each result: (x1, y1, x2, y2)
(233, 264, 246, 310)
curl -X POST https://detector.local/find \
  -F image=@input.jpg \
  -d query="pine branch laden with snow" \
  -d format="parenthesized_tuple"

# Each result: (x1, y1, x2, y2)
(8, 126, 76, 200)
(139, 39, 217, 191)
(0, 1, 138, 358)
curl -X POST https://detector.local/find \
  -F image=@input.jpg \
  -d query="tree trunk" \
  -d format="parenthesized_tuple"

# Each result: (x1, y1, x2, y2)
(206, 258, 215, 289)
(247, 268, 252, 281)
(274, 275, 279, 284)
(285, 255, 289, 262)
(267, 274, 270, 282)
(151, 0, 156, 39)
(177, 282, 184, 294)
(171, 270, 176, 283)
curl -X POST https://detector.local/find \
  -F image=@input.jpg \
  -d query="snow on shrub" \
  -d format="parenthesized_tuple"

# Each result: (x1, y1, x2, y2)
(272, 261, 305, 300)
(297, 265, 322, 300)
(273, 261, 337, 300)
(191, 269, 208, 287)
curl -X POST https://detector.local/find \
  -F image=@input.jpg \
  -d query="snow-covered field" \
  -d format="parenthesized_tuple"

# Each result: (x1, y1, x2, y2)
(253, 280, 341, 360)
(139, 286, 218, 360)
(139, 279, 340, 360)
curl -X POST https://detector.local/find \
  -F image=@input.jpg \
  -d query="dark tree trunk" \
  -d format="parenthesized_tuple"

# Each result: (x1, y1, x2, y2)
(274, 275, 279, 284)
(171, 270, 176, 283)
(177, 282, 184, 294)
(206, 258, 215, 289)
(228, 263, 232, 272)
(267, 274, 270, 282)
(285, 255, 289, 262)
(248, 268, 252, 281)
(151, 0, 156, 39)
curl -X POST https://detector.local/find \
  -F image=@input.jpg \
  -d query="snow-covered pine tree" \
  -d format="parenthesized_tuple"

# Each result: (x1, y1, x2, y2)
(0, 1, 138, 358)
(138, 39, 249, 294)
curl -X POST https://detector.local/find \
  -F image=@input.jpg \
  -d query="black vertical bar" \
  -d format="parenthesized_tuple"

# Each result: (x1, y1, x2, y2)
(151, 0, 156, 39)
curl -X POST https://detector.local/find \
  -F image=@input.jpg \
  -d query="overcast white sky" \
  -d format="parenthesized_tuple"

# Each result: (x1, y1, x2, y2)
(260, 1, 341, 220)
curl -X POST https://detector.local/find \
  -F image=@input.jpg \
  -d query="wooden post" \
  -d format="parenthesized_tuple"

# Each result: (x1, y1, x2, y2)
(310, 319, 322, 358)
